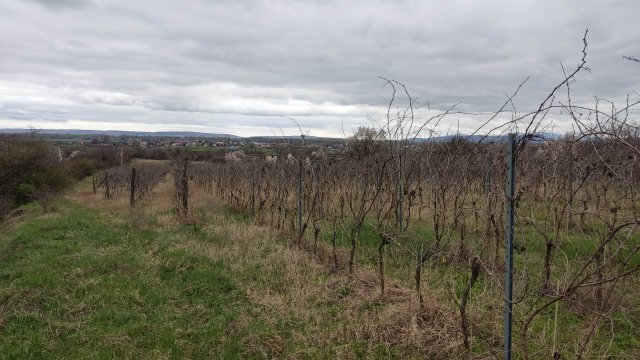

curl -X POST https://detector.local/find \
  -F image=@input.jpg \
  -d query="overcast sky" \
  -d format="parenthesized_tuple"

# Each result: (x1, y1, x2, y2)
(0, 0, 638, 137)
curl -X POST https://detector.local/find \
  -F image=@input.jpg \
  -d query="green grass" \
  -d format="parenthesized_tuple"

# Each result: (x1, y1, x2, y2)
(222, 205, 254, 223)
(183, 145, 277, 156)
(0, 195, 417, 359)
(183, 146, 226, 153)
(0, 200, 271, 359)
(2, 179, 639, 359)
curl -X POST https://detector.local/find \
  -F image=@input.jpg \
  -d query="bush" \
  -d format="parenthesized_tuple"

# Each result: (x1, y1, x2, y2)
(65, 157, 97, 181)
(0, 135, 70, 215)
(14, 183, 34, 204)
(0, 195, 11, 217)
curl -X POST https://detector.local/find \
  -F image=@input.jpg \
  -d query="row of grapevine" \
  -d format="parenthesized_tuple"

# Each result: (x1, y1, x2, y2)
(94, 163, 169, 204)
(186, 136, 640, 357)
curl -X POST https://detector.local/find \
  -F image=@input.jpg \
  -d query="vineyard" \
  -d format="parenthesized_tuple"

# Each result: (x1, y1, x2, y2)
(3, 39, 639, 358)
(94, 162, 169, 205)
(87, 131, 640, 358)
(81, 65, 640, 357)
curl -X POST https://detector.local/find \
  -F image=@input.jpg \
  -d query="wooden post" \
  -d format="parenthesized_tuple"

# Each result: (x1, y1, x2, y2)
(251, 165, 256, 215)
(566, 139, 574, 229)
(484, 155, 492, 195)
(104, 172, 110, 198)
(130, 167, 136, 207)
(181, 158, 189, 214)
(315, 161, 321, 218)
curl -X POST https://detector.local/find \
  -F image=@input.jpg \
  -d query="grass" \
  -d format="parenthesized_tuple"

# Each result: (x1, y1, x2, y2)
(3, 173, 639, 358)
(307, 204, 640, 358)
(0, 179, 448, 359)
(0, 200, 265, 359)
(222, 205, 254, 223)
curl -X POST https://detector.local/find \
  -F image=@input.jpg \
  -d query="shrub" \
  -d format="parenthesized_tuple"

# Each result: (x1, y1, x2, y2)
(14, 183, 34, 204)
(0, 134, 70, 215)
(65, 157, 97, 180)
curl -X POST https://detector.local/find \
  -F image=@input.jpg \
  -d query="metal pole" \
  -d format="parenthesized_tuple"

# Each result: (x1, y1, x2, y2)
(315, 161, 321, 218)
(297, 159, 303, 236)
(504, 133, 516, 360)
(397, 154, 403, 230)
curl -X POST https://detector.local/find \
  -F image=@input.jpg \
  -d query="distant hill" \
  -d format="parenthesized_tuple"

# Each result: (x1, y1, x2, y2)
(0, 128, 241, 139)
(244, 135, 346, 144)
(0, 128, 562, 144)
(414, 134, 511, 143)
(415, 133, 563, 143)
(0, 128, 346, 144)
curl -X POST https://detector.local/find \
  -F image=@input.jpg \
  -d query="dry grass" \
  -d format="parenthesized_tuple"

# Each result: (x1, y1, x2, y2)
(24, 160, 637, 358)
(67, 170, 492, 358)
(171, 205, 472, 358)
(70, 172, 212, 227)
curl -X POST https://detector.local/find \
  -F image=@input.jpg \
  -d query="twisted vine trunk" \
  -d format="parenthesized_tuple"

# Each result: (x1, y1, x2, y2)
(460, 257, 481, 350)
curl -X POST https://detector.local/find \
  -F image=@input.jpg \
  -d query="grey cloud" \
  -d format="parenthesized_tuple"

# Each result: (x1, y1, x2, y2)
(28, 0, 90, 10)
(1, 0, 639, 136)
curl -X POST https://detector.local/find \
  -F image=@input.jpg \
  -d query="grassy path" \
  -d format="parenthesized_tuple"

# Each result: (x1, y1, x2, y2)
(0, 199, 265, 359)
(0, 178, 446, 359)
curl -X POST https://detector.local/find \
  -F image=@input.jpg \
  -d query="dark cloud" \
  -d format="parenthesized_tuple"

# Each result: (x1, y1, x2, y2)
(28, 0, 90, 10)
(1, 0, 639, 136)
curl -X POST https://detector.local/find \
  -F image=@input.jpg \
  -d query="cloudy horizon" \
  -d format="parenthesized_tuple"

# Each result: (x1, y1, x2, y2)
(1, 0, 639, 137)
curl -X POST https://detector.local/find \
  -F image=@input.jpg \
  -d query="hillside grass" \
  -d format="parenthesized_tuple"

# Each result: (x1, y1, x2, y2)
(0, 179, 436, 359)
(3, 174, 638, 359)
(0, 199, 266, 359)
